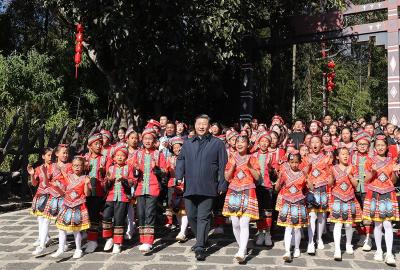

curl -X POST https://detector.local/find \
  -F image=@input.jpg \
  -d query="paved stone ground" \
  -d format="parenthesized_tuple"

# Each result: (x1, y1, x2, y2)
(0, 209, 399, 270)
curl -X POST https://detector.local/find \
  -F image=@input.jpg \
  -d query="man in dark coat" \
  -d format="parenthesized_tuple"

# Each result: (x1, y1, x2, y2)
(175, 114, 227, 261)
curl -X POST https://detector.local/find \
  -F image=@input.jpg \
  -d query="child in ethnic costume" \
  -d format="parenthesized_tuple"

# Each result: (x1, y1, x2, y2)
(363, 135, 399, 266)
(226, 129, 239, 156)
(253, 131, 274, 246)
(28, 148, 54, 255)
(42, 145, 71, 222)
(166, 136, 188, 242)
(84, 133, 110, 253)
(103, 143, 134, 254)
(125, 128, 140, 240)
(275, 152, 310, 262)
(101, 129, 114, 161)
(52, 156, 91, 259)
(223, 135, 260, 262)
(303, 135, 332, 254)
(351, 131, 374, 251)
(329, 147, 362, 261)
(133, 128, 167, 253)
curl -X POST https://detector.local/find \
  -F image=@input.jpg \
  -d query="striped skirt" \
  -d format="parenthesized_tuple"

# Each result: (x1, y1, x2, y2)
(362, 190, 400, 222)
(56, 203, 90, 232)
(328, 196, 362, 224)
(277, 199, 308, 228)
(42, 195, 64, 221)
(31, 193, 49, 217)
(307, 185, 330, 213)
(222, 188, 259, 220)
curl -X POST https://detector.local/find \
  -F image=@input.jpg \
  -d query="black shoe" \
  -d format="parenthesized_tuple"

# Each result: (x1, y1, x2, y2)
(195, 250, 206, 261)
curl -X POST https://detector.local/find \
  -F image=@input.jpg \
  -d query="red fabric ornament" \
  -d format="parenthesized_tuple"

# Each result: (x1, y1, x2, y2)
(76, 23, 84, 33)
(76, 33, 84, 43)
(75, 43, 83, 53)
(74, 23, 84, 79)
(74, 52, 82, 64)
(327, 60, 335, 69)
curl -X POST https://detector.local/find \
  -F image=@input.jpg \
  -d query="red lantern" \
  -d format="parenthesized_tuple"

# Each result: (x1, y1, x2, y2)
(75, 43, 83, 53)
(76, 33, 84, 43)
(327, 60, 335, 69)
(76, 23, 84, 33)
(74, 52, 82, 64)
(327, 86, 333, 92)
(74, 23, 84, 79)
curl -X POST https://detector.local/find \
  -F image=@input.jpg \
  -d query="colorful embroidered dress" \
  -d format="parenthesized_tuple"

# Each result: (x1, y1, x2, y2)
(275, 167, 308, 228)
(362, 156, 400, 222)
(41, 162, 71, 220)
(31, 164, 54, 217)
(329, 165, 362, 224)
(222, 153, 260, 220)
(303, 153, 332, 212)
(56, 174, 90, 231)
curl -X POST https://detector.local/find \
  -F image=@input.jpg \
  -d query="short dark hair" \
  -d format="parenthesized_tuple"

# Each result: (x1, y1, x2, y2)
(195, 114, 211, 123)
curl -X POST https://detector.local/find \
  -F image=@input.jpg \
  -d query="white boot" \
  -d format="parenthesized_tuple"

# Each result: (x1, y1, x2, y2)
(72, 249, 83, 259)
(307, 243, 315, 254)
(84, 240, 98, 253)
(282, 251, 291, 262)
(50, 248, 64, 258)
(385, 253, 396, 266)
(255, 232, 265, 246)
(334, 248, 342, 261)
(293, 249, 301, 258)
(140, 243, 152, 254)
(73, 249, 83, 259)
(265, 231, 273, 246)
(374, 250, 384, 262)
(234, 250, 246, 263)
(345, 244, 354, 255)
(32, 246, 44, 256)
(112, 244, 121, 254)
(104, 238, 114, 251)
(317, 240, 324, 250)
(362, 237, 372, 251)
(176, 232, 187, 242)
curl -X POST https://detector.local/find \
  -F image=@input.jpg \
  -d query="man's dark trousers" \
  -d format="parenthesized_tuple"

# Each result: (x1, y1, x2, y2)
(185, 195, 214, 252)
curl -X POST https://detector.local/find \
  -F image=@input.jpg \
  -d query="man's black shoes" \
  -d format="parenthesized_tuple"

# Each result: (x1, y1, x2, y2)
(195, 250, 206, 261)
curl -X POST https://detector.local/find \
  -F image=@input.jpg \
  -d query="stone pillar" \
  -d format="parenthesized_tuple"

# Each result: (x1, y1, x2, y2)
(387, 0, 400, 125)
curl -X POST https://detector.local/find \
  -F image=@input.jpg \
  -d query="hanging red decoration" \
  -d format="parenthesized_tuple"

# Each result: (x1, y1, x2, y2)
(74, 23, 84, 79)
(75, 43, 83, 53)
(327, 59, 336, 69)
(326, 59, 336, 92)
(74, 52, 82, 64)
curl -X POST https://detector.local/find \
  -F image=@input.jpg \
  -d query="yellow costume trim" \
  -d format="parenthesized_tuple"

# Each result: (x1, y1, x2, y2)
(56, 223, 90, 232)
(277, 222, 308, 228)
(222, 211, 259, 221)
(362, 216, 400, 222)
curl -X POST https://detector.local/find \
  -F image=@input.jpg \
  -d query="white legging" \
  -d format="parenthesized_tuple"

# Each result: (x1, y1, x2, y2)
(58, 230, 82, 251)
(284, 227, 301, 252)
(374, 221, 393, 255)
(308, 212, 326, 244)
(333, 223, 352, 251)
(39, 217, 51, 248)
(178, 215, 189, 235)
(231, 216, 250, 254)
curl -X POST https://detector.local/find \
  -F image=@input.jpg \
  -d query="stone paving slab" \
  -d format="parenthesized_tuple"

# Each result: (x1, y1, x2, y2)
(0, 209, 399, 270)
